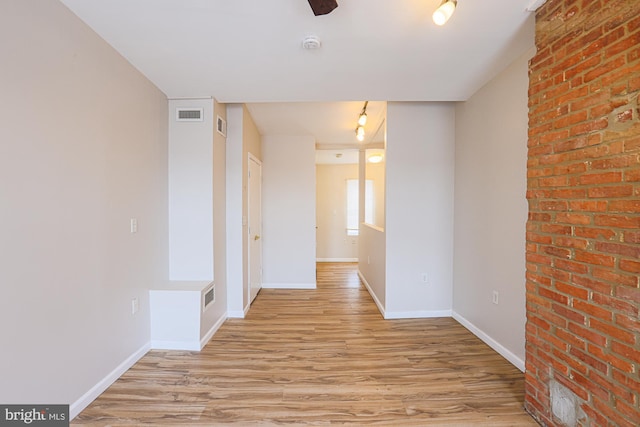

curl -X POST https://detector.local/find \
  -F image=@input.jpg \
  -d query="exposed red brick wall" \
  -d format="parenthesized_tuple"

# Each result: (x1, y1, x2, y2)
(526, 0, 640, 425)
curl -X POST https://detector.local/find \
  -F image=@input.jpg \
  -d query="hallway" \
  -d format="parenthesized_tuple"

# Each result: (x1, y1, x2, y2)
(73, 263, 537, 426)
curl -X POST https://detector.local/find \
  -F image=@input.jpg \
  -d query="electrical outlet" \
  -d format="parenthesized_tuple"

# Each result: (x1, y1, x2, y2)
(131, 298, 139, 314)
(492, 291, 499, 305)
(130, 218, 138, 234)
(421, 273, 429, 284)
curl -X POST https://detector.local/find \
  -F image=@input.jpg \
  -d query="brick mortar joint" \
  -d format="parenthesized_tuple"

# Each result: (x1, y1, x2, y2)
(535, 2, 639, 46)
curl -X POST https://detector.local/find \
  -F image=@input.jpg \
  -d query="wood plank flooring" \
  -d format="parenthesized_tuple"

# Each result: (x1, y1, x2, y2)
(73, 263, 538, 426)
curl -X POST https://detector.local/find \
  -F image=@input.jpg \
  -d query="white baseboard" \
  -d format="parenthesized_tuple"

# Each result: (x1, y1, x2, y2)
(262, 282, 316, 289)
(150, 340, 200, 351)
(384, 310, 452, 319)
(70, 342, 150, 420)
(226, 311, 245, 318)
(356, 272, 450, 320)
(200, 313, 227, 349)
(452, 311, 525, 372)
(357, 271, 385, 318)
(229, 302, 251, 318)
(152, 313, 227, 351)
(316, 258, 358, 262)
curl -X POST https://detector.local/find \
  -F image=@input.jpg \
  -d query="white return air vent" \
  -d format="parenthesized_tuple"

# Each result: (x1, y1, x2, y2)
(203, 284, 215, 312)
(176, 107, 203, 122)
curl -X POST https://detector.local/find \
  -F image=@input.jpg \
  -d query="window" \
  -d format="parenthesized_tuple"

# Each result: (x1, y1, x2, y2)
(346, 179, 374, 236)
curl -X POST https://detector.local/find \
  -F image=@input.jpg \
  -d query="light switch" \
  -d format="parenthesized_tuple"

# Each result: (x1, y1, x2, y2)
(130, 218, 138, 234)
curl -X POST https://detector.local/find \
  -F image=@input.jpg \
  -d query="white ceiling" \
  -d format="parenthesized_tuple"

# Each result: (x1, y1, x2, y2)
(316, 149, 360, 165)
(246, 101, 386, 146)
(315, 148, 385, 165)
(59, 0, 536, 148)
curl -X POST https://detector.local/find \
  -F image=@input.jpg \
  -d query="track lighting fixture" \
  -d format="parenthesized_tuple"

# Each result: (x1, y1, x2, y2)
(355, 101, 368, 142)
(433, 0, 457, 26)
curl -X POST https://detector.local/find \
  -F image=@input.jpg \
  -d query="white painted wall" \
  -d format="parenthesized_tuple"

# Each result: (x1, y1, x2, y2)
(226, 104, 262, 315)
(453, 49, 532, 371)
(358, 144, 387, 312)
(0, 0, 167, 411)
(149, 279, 224, 351)
(365, 160, 386, 228)
(168, 98, 213, 280)
(316, 163, 359, 261)
(262, 135, 317, 288)
(359, 224, 387, 311)
(225, 104, 245, 317)
(150, 282, 209, 350)
(385, 102, 455, 318)
(204, 99, 228, 332)
(167, 98, 226, 343)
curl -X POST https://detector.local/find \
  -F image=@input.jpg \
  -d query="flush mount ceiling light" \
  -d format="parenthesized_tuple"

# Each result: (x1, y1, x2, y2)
(433, 0, 457, 26)
(355, 101, 368, 142)
(368, 153, 384, 163)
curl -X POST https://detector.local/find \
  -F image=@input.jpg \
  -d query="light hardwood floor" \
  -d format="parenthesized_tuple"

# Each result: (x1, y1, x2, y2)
(73, 263, 538, 426)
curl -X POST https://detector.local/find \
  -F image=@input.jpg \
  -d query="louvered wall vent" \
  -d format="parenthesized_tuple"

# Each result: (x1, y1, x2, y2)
(203, 284, 215, 311)
(216, 115, 226, 137)
(176, 108, 203, 122)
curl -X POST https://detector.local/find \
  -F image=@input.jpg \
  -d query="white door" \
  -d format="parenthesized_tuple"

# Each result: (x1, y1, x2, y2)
(248, 155, 262, 303)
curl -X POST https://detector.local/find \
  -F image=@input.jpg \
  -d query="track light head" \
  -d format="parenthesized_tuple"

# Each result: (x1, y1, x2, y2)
(433, 0, 457, 26)
(358, 113, 368, 127)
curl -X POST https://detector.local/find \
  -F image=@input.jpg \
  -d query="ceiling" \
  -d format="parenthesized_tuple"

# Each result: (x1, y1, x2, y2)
(246, 101, 386, 146)
(316, 148, 385, 165)
(59, 0, 536, 150)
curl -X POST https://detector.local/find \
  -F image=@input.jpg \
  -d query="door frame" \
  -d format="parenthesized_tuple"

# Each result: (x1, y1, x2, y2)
(247, 153, 263, 304)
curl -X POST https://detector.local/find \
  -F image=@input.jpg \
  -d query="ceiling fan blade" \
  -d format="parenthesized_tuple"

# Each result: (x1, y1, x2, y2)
(307, 0, 338, 16)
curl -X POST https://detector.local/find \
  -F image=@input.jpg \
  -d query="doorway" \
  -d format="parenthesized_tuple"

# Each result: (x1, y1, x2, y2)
(315, 149, 360, 262)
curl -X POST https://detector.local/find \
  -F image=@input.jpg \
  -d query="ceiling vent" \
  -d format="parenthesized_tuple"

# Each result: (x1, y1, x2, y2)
(176, 108, 203, 122)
